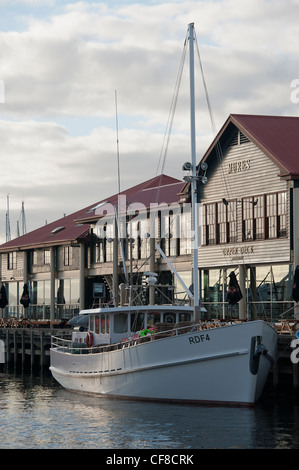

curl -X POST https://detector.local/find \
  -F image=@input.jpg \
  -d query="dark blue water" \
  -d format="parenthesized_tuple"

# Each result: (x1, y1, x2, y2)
(0, 370, 298, 449)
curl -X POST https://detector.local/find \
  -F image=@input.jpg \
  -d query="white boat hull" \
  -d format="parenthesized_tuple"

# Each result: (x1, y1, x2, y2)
(50, 320, 277, 406)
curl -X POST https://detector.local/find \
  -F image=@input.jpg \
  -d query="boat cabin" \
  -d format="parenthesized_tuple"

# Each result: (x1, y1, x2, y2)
(72, 305, 198, 346)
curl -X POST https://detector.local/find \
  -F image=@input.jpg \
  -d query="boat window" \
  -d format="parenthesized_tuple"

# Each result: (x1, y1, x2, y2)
(95, 316, 100, 334)
(114, 313, 128, 333)
(106, 317, 110, 334)
(131, 313, 145, 332)
(163, 313, 176, 324)
(90, 315, 95, 332)
(147, 312, 161, 327)
(101, 315, 105, 334)
(179, 313, 191, 322)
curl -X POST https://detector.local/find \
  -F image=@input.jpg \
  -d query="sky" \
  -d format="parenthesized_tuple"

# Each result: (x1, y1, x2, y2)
(0, 0, 299, 242)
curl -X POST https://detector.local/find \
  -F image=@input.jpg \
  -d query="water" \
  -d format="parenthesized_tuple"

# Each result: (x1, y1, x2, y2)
(0, 370, 298, 450)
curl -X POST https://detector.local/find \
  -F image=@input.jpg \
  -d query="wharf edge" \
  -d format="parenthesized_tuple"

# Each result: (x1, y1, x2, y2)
(0, 325, 71, 371)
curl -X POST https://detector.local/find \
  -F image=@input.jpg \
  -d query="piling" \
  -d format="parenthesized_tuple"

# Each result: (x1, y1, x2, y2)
(30, 330, 34, 369)
(269, 334, 299, 391)
(0, 326, 71, 371)
(21, 329, 25, 368)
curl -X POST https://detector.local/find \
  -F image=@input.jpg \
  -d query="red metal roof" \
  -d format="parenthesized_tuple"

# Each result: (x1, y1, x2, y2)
(181, 113, 299, 197)
(227, 114, 299, 178)
(0, 174, 185, 251)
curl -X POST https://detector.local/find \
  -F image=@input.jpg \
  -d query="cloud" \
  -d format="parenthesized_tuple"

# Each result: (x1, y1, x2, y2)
(2, 0, 298, 122)
(0, 116, 193, 240)
(0, 0, 298, 242)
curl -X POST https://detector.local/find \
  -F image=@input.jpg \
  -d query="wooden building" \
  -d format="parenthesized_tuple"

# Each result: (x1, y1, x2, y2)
(0, 175, 192, 320)
(194, 114, 299, 321)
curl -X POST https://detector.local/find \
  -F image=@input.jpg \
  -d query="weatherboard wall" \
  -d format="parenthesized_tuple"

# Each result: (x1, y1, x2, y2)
(0, 251, 24, 282)
(198, 136, 290, 268)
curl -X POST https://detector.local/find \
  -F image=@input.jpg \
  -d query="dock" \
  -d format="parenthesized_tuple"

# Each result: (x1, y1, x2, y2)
(0, 323, 71, 371)
(271, 333, 299, 390)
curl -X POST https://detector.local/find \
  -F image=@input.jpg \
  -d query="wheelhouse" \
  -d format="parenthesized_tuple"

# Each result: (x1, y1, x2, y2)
(72, 306, 196, 346)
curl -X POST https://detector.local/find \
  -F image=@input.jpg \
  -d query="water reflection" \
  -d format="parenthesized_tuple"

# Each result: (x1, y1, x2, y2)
(0, 371, 298, 449)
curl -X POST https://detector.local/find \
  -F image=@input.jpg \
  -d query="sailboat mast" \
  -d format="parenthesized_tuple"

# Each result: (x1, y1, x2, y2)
(21, 201, 26, 235)
(6, 194, 11, 242)
(188, 23, 200, 321)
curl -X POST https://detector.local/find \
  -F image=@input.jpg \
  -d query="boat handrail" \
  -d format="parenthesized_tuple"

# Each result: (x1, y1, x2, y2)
(51, 320, 240, 355)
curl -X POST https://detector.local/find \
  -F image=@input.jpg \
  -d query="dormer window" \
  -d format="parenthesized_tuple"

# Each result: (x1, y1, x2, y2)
(51, 226, 65, 234)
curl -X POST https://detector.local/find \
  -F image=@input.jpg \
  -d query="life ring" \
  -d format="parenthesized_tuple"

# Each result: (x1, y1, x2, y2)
(85, 331, 94, 348)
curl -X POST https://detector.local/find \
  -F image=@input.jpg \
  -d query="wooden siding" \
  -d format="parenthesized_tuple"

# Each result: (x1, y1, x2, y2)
(0, 251, 24, 281)
(202, 139, 287, 201)
(198, 138, 291, 268)
(198, 238, 290, 268)
(56, 245, 80, 272)
(31, 249, 51, 275)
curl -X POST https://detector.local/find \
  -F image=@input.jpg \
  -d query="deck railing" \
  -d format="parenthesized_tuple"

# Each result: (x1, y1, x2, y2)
(51, 320, 244, 355)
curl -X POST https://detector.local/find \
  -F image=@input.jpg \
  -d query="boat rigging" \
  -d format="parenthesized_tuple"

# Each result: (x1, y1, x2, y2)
(49, 24, 278, 406)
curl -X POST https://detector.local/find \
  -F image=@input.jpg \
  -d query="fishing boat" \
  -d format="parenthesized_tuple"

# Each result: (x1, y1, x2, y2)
(49, 24, 278, 406)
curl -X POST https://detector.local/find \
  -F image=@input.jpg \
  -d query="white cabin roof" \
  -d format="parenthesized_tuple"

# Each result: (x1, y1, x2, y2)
(79, 305, 206, 315)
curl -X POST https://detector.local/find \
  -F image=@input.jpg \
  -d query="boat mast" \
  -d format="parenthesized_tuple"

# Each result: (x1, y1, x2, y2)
(21, 201, 27, 235)
(6, 194, 11, 242)
(188, 23, 200, 322)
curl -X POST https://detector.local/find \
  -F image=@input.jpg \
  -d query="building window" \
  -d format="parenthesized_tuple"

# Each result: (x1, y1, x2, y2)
(212, 200, 237, 244)
(128, 216, 163, 261)
(278, 192, 287, 237)
(161, 213, 179, 257)
(64, 246, 72, 266)
(216, 202, 227, 244)
(242, 196, 265, 241)
(204, 203, 216, 245)
(180, 210, 192, 254)
(266, 193, 277, 238)
(44, 250, 50, 265)
(227, 200, 237, 243)
(242, 197, 254, 241)
(266, 192, 287, 239)
(8, 252, 17, 270)
(95, 242, 102, 263)
(254, 196, 265, 240)
(203, 191, 287, 246)
(131, 220, 141, 260)
(241, 196, 264, 241)
(104, 223, 113, 262)
(140, 219, 150, 259)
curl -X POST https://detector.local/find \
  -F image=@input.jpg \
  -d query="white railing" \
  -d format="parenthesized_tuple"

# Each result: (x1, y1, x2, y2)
(51, 335, 117, 355)
(51, 320, 237, 355)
